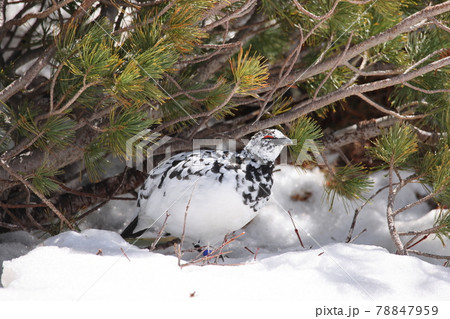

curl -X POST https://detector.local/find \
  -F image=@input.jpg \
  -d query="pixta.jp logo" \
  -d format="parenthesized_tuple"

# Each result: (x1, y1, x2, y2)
(126, 130, 172, 172)
(126, 130, 324, 173)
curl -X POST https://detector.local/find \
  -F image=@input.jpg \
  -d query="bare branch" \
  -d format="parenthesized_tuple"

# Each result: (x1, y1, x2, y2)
(431, 17, 450, 33)
(412, 126, 446, 145)
(402, 82, 450, 94)
(408, 249, 450, 260)
(346, 184, 390, 243)
(399, 225, 444, 237)
(202, 0, 257, 31)
(403, 48, 448, 74)
(313, 33, 353, 100)
(150, 212, 170, 251)
(344, 62, 402, 76)
(356, 93, 425, 120)
(262, 2, 450, 93)
(393, 185, 447, 217)
(231, 55, 450, 138)
(292, 0, 340, 20)
(0, 46, 55, 103)
(0, 0, 75, 36)
(387, 157, 406, 254)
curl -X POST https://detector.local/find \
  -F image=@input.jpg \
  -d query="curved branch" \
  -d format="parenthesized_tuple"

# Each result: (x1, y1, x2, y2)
(402, 82, 450, 94)
(356, 93, 425, 120)
(0, 0, 76, 37)
(261, 2, 450, 93)
(231, 55, 450, 138)
(292, 0, 340, 20)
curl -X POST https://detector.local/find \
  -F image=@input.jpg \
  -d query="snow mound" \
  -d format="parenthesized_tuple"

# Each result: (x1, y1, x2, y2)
(42, 229, 145, 256)
(1, 229, 449, 301)
(1, 166, 449, 306)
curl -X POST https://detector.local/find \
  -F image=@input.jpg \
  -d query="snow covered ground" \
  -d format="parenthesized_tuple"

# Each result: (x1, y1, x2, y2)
(0, 166, 449, 317)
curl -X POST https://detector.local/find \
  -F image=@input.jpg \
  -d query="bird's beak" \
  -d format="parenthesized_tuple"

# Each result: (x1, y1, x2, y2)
(272, 137, 294, 146)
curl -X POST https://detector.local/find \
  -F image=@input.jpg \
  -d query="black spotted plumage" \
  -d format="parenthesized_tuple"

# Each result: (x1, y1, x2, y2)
(122, 129, 293, 244)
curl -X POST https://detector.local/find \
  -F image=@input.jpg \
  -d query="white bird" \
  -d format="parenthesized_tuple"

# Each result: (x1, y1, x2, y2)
(121, 129, 293, 246)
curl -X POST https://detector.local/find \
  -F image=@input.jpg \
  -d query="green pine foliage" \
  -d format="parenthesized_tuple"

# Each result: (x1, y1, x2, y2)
(84, 143, 109, 182)
(98, 109, 159, 158)
(434, 210, 450, 246)
(288, 116, 323, 162)
(30, 165, 63, 196)
(17, 111, 76, 150)
(417, 143, 450, 207)
(325, 164, 374, 208)
(368, 123, 418, 166)
(230, 47, 269, 95)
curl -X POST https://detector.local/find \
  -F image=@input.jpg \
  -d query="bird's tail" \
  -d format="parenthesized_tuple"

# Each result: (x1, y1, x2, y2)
(120, 216, 145, 238)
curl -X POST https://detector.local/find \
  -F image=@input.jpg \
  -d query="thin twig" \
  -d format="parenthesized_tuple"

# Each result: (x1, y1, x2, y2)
(393, 185, 446, 217)
(403, 48, 448, 74)
(112, 0, 176, 35)
(53, 179, 135, 201)
(345, 185, 389, 243)
(292, 0, 340, 20)
(402, 82, 450, 95)
(202, 0, 257, 31)
(348, 228, 367, 243)
(408, 249, 450, 260)
(313, 32, 353, 100)
(150, 212, 170, 251)
(178, 184, 197, 267)
(187, 83, 240, 140)
(120, 247, 131, 261)
(1, 206, 28, 231)
(180, 232, 245, 267)
(430, 17, 450, 33)
(49, 61, 66, 113)
(356, 93, 425, 120)
(288, 210, 305, 248)
(405, 235, 429, 250)
(344, 61, 402, 76)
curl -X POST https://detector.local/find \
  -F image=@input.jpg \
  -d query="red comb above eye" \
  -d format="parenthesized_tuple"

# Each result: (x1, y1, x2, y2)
(263, 135, 274, 139)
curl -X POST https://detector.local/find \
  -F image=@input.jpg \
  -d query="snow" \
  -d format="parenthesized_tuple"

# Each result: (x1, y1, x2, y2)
(0, 166, 449, 316)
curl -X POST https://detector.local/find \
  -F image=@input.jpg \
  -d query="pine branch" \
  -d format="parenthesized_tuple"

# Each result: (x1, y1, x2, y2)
(0, 159, 74, 230)
(232, 55, 450, 138)
(0, 0, 76, 37)
(0, 125, 99, 193)
(259, 2, 450, 94)
(203, 0, 257, 31)
(0, 0, 97, 103)
(402, 82, 450, 95)
(0, 45, 55, 103)
(356, 93, 425, 120)
(292, 0, 340, 20)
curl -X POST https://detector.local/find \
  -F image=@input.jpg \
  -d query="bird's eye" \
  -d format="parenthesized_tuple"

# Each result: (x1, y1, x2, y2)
(263, 135, 274, 139)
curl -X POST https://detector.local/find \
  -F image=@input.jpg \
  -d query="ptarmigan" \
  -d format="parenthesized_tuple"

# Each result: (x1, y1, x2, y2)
(121, 129, 293, 245)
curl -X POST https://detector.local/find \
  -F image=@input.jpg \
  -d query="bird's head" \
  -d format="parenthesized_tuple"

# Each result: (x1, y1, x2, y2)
(243, 129, 293, 163)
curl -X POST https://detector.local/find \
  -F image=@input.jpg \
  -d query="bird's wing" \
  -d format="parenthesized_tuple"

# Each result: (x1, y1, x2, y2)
(138, 150, 240, 206)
